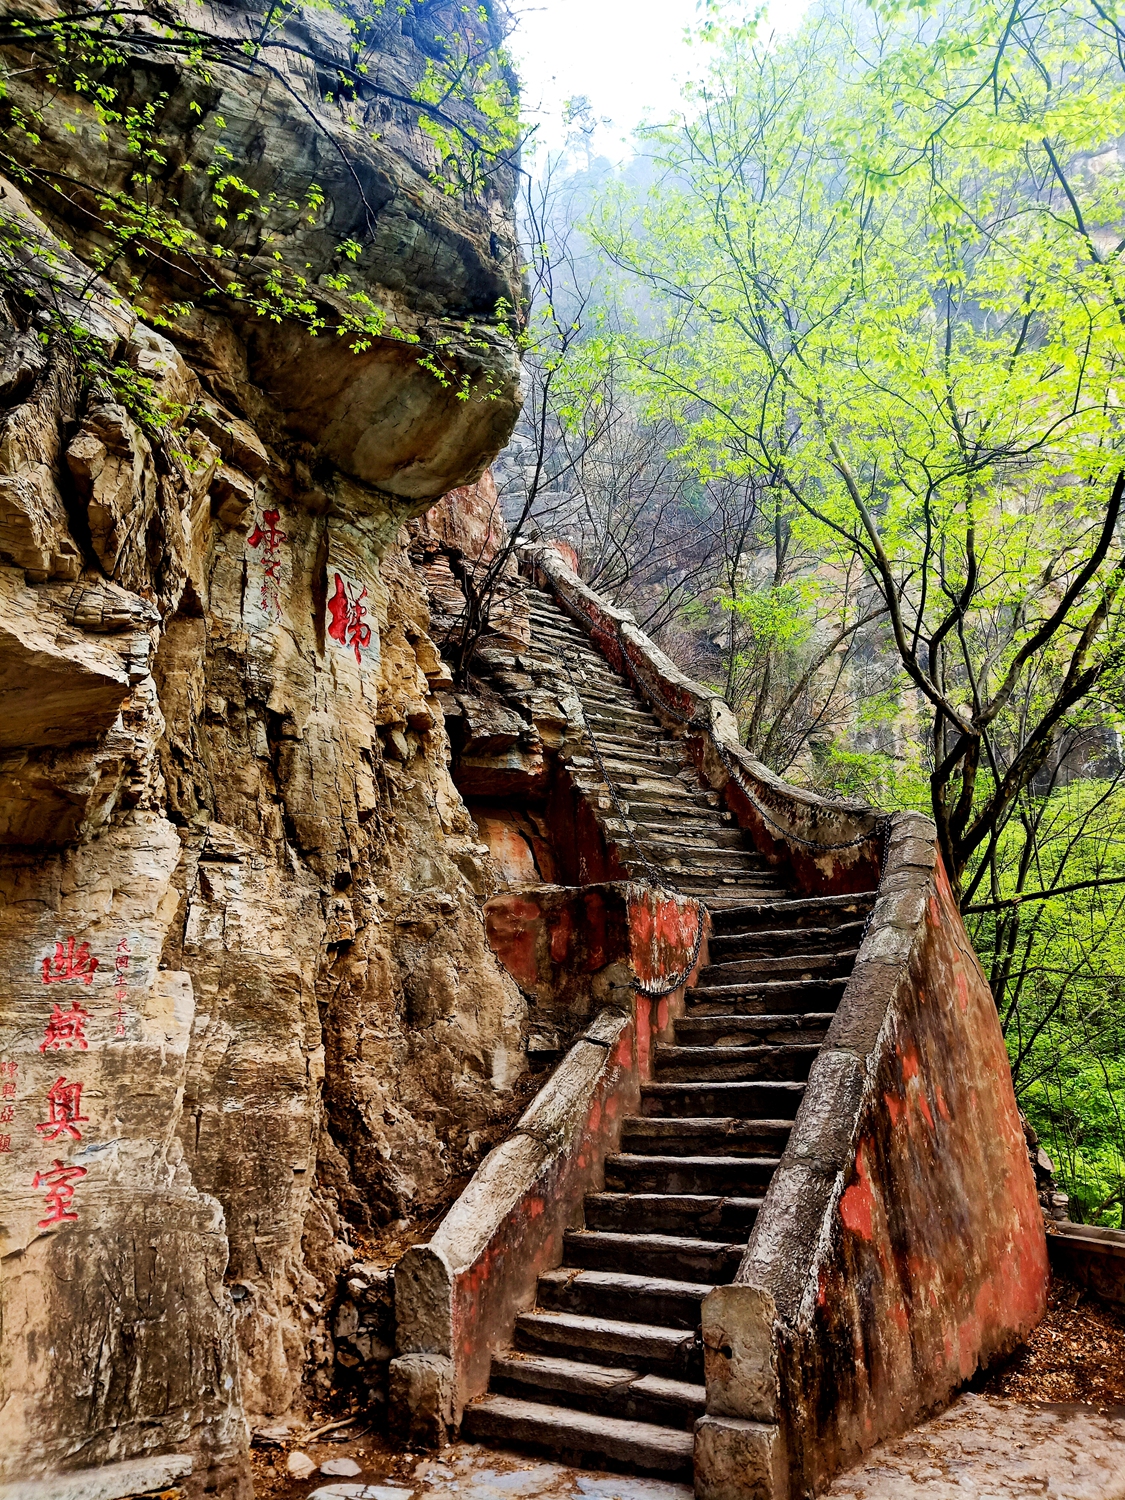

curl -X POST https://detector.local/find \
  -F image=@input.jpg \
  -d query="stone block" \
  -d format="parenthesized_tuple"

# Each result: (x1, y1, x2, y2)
(388, 1353, 453, 1449)
(694, 1415, 787, 1500)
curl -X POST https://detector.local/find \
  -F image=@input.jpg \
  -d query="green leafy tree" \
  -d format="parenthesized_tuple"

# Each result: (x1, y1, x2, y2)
(594, 0, 1125, 901)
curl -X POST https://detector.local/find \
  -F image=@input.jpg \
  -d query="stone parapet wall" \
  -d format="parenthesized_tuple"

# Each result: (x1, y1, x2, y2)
(390, 882, 706, 1446)
(1047, 1222, 1125, 1310)
(522, 541, 1049, 1500)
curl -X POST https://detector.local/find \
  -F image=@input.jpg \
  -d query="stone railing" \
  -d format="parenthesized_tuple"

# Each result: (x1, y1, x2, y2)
(1047, 1221, 1125, 1310)
(390, 882, 707, 1446)
(521, 542, 1049, 1500)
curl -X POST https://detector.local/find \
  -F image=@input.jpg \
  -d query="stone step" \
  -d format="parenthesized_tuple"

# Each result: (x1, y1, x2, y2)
(604, 1153, 781, 1196)
(711, 892, 878, 934)
(708, 919, 867, 954)
(568, 764, 698, 796)
(697, 949, 858, 984)
(537, 1267, 711, 1329)
(654, 1043, 818, 1083)
(621, 1116, 793, 1158)
(636, 816, 741, 840)
(686, 977, 848, 1013)
(620, 856, 782, 882)
(633, 834, 769, 866)
(578, 683, 653, 711)
(526, 615, 594, 642)
(659, 1014, 833, 1045)
(602, 823, 743, 856)
(569, 760, 689, 795)
(563, 1228, 745, 1281)
(581, 702, 659, 728)
(627, 822, 747, 848)
(591, 740, 686, 769)
(462, 1393, 695, 1477)
(489, 1354, 705, 1431)
(587, 757, 689, 789)
(515, 1310, 703, 1378)
(583, 1192, 763, 1240)
(642, 1078, 810, 1118)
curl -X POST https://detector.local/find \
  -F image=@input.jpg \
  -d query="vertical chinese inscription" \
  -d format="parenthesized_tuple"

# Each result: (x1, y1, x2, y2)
(247, 509, 288, 620)
(327, 572, 372, 665)
(113, 937, 131, 1038)
(0, 1060, 16, 1151)
(33, 935, 98, 1227)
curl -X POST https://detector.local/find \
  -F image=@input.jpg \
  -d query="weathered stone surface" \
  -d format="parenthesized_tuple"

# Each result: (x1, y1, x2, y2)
(824, 1393, 1125, 1498)
(693, 1415, 788, 1500)
(0, 6, 523, 1492)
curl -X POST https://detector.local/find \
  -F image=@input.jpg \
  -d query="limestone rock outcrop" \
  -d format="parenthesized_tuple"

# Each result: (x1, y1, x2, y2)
(0, 5, 525, 1493)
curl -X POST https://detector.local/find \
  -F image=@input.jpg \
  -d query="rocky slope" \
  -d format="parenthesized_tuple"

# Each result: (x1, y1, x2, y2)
(0, 4, 525, 1493)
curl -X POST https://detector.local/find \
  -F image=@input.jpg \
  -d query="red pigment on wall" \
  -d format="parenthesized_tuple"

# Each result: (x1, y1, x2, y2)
(840, 1143, 876, 1242)
(484, 896, 541, 989)
(549, 907, 573, 964)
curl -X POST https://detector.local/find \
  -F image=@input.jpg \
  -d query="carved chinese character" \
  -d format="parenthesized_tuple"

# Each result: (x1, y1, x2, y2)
(327, 573, 372, 665)
(0, 1106, 13, 1124)
(39, 1000, 91, 1053)
(1, 1081, 14, 1099)
(35, 1077, 88, 1142)
(113, 937, 130, 1039)
(32, 1159, 87, 1227)
(41, 937, 99, 986)
(247, 509, 288, 618)
(0, 1061, 17, 1077)
(0, 1135, 10, 1153)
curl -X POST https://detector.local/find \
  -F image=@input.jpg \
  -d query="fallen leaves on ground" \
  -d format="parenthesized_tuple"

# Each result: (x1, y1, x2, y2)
(981, 1274, 1125, 1407)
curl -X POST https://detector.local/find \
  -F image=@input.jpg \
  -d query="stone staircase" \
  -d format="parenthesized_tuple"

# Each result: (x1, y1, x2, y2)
(461, 587, 878, 1478)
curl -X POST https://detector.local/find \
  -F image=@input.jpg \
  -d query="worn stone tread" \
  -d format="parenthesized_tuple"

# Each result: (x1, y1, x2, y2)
(515, 1310, 700, 1370)
(538, 1267, 714, 1299)
(463, 1394, 696, 1476)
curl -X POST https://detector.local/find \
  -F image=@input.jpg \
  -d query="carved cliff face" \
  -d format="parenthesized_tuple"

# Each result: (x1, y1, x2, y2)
(0, 4, 526, 1492)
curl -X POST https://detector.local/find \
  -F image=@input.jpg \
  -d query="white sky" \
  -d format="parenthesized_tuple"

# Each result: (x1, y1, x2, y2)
(508, 0, 812, 161)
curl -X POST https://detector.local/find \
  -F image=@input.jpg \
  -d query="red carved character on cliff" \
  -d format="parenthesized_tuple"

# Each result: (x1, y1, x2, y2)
(247, 509, 288, 618)
(36, 1077, 88, 1142)
(327, 573, 372, 664)
(41, 937, 98, 986)
(39, 1000, 91, 1053)
(32, 1159, 87, 1227)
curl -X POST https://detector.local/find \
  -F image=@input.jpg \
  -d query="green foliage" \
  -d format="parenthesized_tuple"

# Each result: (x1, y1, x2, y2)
(966, 774, 1125, 1224)
(0, 1, 519, 415)
(578, 0, 1125, 1218)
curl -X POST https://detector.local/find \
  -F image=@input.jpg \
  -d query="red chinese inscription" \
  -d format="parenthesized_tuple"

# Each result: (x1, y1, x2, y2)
(32, 1159, 87, 1227)
(39, 1000, 90, 1053)
(327, 573, 372, 665)
(35, 1076, 88, 1142)
(0, 1061, 16, 1076)
(113, 937, 131, 1039)
(1, 1081, 14, 1100)
(0, 1135, 10, 1153)
(41, 937, 98, 986)
(0, 1105, 13, 1124)
(247, 509, 288, 618)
